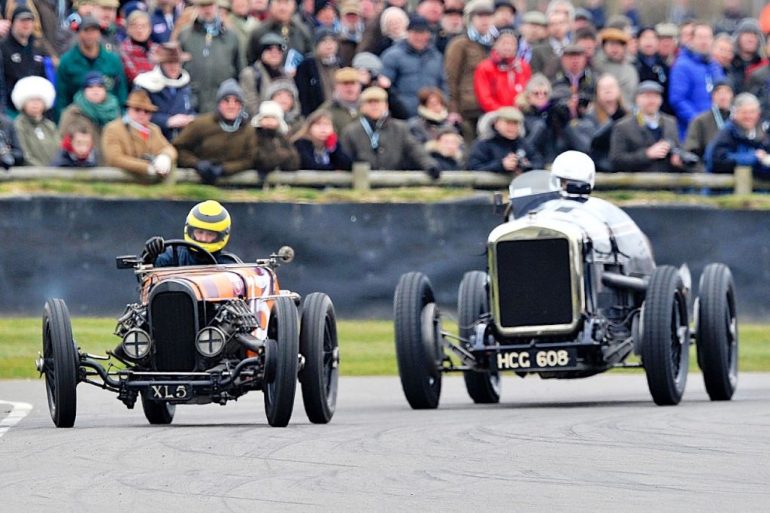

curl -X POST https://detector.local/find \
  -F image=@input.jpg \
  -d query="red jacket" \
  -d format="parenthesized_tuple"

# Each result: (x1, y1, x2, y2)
(474, 51, 532, 113)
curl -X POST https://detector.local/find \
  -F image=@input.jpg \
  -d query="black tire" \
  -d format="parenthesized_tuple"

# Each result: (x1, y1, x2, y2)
(394, 272, 442, 409)
(264, 296, 299, 427)
(458, 271, 500, 404)
(299, 293, 339, 424)
(697, 263, 738, 401)
(141, 395, 176, 425)
(42, 298, 78, 428)
(641, 266, 690, 406)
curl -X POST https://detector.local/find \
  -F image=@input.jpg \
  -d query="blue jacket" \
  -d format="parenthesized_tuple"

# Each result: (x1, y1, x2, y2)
(705, 121, 770, 179)
(150, 8, 177, 44)
(154, 246, 239, 267)
(148, 84, 196, 141)
(668, 47, 724, 139)
(380, 40, 446, 118)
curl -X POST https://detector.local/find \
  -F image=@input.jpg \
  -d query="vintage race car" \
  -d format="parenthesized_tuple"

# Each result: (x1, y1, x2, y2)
(39, 241, 339, 428)
(394, 171, 738, 408)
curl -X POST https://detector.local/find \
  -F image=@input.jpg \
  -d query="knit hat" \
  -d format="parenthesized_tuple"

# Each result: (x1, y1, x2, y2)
(216, 78, 245, 103)
(251, 100, 289, 134)
(351, 52, 383, 76)
(12, 76, 56, 111)
(314, 26, 338, 45)
(736, 18, 762, 36)
(83, 71, 107, 88)
(266, 79, 299, 100)
(258, 32, 287, 55)
(407, 14, 431, 32)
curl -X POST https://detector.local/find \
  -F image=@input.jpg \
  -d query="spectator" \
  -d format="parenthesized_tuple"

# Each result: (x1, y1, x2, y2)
(353, 50, 409, 120)
(291, 109, 353, 170)
(119, 10, 157, 86)
(573, 8, 594, 31)
(223, 0, 259, 55)
(584, 0, 606, 29)
(530, 9, 572, 80)
(55, 15, 128, 119)
(444, 0, 496, 142)
(492, 1, 516, 29)
(0, 110, 24, 169)
(435, 2, 464, 54)
(357, 2, 408, 56)
(240, 32, 289, 116)
(610, 81, 686, 173)
(426, 126, 464, 171)
(467, 106, 543, 173)
(728, 19, 765, 93)
(574, 26, 599, 65)
(619, 0, 640, 32)
(12, 76, 59, 166)
(337, 1, 365, 66)
(551, 43, 596, 100)
(174, 79, 254, 184)
(594, 27, 638, 106)
(514, 74, 554, 160)
(381, 15, 445, 119)
(102, 89, 177, 178)
(684, 79, 733, 158)
(669, 22, 724, 140)
(635, 26, 672, 115)
(246, 0, 312, 65)
(51, 122, 98, 167)
(133, 42, 196, 141)
(3, 0, 72, 65)
(341, 86, 440, 176)
(178, 0, 242, 114)
(251, 99, 300, 174)
(654, 22, 679, 66)
(474, 27, 532, 114)
(150, 0, 182, 43)
(294, 28, 340, 117)
(746, 38, 770, 122)
(714, 0, 746, 36)
(518, 11, 548, 63)
(0, 6, 46, 115)
(92, 0, 121, 52)
(316, 66, 361, 134)
(407, 87, 456, 144)
(59, 72, 121, 161)
(712, 33, 734, 76)
(266, 79, 303, 135)
(312, 0, 338, 31)
(415, 0, 444, 33)
(706, 92, 770, 179)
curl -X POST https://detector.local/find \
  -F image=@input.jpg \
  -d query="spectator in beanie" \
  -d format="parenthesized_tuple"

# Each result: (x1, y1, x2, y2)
(728, 19, 765, 93)
(120, 10, 158, 86)
(174, 79, 255, 184)
(291, 109, 353, 170)
(0, 113, 24, 170)
(102, 89, 177, 178)
(407, 87, 457, 144)
(134, 42, 196, 141)
(426, 126, 465, 171)
(353, 50, 409, 120)
(474, 27, 532, 114)
(316, 66, 361, 134)
(0, 6, 46, 115)
(684, 79, 733, 158)
(706, 92, 770, 179)
(178, 0, 243, 114)
(51, 122, 98, 167)
(251, 100, 300, 174)
(594, 27, 638, 106)
(294, 28, 340, 117)
(246, 0, 312, 64)
(468, 106, 543, 173)
(12, 76, 60, 166)
(266, 79, 303, 135)
(240, 32, 290, 116)
(55, 15, 128, 119)
(341, 86, 440, 176)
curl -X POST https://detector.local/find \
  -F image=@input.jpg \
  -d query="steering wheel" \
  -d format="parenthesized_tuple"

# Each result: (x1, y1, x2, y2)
(162, 238, 218, 265)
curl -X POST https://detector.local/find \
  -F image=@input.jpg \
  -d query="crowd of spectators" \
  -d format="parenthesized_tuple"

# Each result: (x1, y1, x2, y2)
(2, 0, 770, 184)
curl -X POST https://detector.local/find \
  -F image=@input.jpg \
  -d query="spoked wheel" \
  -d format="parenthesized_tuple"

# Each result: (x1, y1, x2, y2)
(299, 293, 340, 424)
(141, 395, 176, 425)
(697, 263, 738, 401)
(394, 272, 443, 409)
(42, 298, 78, 428)
(642, 266, 690, 406)
(264, 296, 299, 427)
(458, 271, 500, 404)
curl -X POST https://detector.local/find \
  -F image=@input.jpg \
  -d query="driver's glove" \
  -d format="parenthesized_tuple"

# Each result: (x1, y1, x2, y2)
(143, 236, 165, 263)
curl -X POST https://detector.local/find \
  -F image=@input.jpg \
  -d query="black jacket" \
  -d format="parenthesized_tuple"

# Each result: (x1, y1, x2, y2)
(294, 56, 336, 117)
(294, 138, 352, 171)
(467, 130, 544, 173)
(635, 54, 672, 114)
(154, 246, 239, 267)
(0, 34, 46, 111)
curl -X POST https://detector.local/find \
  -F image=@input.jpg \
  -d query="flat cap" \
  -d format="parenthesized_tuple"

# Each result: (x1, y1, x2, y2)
(495, 106, 524, 122)
(522, 10, 547, 26)
(655, 22, 678, 38)
(334, 67, 359, 83)
(562, 43, 585, 55)
(464, 0, 494, 18)
(360, 86, 388, 102)
(636, 80, 664, 95)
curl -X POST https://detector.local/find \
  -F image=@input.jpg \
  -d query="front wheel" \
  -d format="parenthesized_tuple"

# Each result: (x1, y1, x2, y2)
(299, 293, 339, 424)
(141, 395, 176, 425)
(697, 263, 738, 401)
(264, 296, 299, 427)
(641, 266, 690, 406)
(42, 298, 78, 428)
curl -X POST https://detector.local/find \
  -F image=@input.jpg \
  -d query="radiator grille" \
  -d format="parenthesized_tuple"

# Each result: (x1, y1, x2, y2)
(495, 238, 574, 328)
(150, 291, 197, 371)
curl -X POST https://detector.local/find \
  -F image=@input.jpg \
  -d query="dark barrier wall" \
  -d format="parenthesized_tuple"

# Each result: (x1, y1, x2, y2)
(0, 198, 768, 320)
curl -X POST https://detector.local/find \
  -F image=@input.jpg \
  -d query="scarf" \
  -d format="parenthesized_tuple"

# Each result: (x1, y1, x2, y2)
(467, 26, 498, 48)
(123, 114, 151, 140)
(203, 18, 223, 38)
(360, 115, 387, 150)
(73, 90, 121, 127)
(417, 105, 448, 124)
(217, 109, 247, 132)
(712, 106, 728, 130)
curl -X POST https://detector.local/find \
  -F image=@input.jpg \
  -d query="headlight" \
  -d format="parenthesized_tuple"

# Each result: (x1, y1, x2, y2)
(196, 327, 227, 357)
(121, 329, 152, 359)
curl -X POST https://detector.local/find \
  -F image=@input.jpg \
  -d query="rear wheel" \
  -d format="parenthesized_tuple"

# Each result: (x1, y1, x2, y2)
(458, 271, 500, 404)
(642, 266, 690, 406)
(697, 263, 738, 401)
(42, 298, 78, 428)
(264, 296, 299, 427)
(394, 272, 442, 409)
(141, 396, 175, 425)
(299, 293, 339, 424)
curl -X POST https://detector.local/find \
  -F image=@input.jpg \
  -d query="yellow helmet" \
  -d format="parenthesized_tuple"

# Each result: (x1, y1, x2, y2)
(184, 200, 231, 253)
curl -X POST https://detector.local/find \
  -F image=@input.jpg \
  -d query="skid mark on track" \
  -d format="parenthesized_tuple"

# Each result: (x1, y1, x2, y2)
(0, 401, 33, 438)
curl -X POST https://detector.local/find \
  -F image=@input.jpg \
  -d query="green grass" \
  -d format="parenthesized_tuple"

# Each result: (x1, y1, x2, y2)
(2, 317, 768, 379)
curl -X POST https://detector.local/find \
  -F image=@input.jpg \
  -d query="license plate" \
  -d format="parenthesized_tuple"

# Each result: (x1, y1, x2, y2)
(148, 384, 191, 401)
(496, 348, 576, 370)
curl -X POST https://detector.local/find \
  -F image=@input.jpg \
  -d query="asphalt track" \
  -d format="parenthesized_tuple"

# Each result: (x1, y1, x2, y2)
(1, 374, 769, 512)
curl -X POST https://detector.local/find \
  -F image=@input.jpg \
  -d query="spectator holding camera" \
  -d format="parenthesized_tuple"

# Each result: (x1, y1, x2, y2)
(0, 113, 25, 170)
(467, 106, 543, 174)
(684, 79, 733, 158)
(610, 81, 692, 173)
(706, 92, 770, 179)
(292, 109, 352, 171)
(251, 99, 300, 175)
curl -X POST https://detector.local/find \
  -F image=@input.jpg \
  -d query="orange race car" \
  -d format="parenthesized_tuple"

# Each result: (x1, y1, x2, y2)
(38, 241, 339, 428)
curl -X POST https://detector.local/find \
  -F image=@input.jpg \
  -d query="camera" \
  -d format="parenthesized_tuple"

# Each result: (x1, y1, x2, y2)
(0, 133, 15, 169)
(666, 140, 700, 169)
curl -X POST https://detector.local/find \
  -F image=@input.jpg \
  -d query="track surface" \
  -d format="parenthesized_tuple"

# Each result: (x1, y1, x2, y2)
(1, 374, 769, 512)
